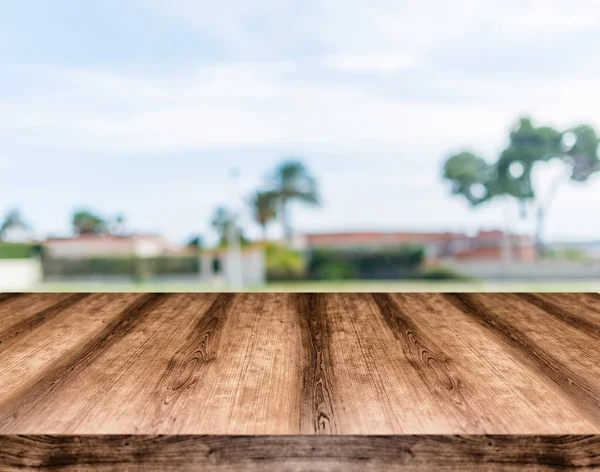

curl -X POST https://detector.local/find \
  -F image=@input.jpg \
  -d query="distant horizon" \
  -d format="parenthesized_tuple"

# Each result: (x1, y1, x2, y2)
(34, 225, 600, 247)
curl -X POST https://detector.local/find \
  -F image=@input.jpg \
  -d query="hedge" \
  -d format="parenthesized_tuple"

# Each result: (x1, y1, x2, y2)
(307, 245, 426, 280)
(43, 256, 200, 279)
(0, 243, 43, 259)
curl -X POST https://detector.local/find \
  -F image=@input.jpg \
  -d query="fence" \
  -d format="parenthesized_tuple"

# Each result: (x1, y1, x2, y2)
(43, 256, 200, 280)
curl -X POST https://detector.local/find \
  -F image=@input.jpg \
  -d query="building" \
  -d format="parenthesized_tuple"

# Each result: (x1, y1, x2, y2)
(44, 233, 183, 259)
(42, 234, 267, 287)
(295, 230, 536, 262)
(198, 247, 266, 287)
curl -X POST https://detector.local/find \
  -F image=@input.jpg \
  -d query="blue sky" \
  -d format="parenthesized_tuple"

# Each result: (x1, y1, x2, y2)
(2, 0, 600, 244)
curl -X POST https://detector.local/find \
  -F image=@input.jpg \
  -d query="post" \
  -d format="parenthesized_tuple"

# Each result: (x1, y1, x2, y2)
(225, 167, 244, 290)
(535, 206, 545, 261)
(200, 252, 213, 283)
(226, 218, 244, 290)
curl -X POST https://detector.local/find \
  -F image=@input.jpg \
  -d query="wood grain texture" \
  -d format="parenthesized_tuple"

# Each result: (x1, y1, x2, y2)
(1, 292, 600, 469)
(0, 435, 599, 471)
(295, 293, 337, 434)
(444, 293, 600, 427)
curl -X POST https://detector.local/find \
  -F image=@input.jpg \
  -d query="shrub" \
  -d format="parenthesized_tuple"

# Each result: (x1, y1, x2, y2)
(264, 242, 306, 281)
(0, 243, 43, 259)
(42, 256, 199, 278)
(412, 266, 470, 280)
(307, 245, 426, 280)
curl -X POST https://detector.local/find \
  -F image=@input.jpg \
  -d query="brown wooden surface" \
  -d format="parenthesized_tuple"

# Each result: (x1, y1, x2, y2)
(0, 435, 599, 471)
(1, 292, 600, 470)
(1, 292, 600, 435)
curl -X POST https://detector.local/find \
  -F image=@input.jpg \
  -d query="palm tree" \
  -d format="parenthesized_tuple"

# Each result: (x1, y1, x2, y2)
(0, 209, 30, 241)
(211, 206, 234, 244)
(249, 191, 278, 241)
(270, 160, 320, 243)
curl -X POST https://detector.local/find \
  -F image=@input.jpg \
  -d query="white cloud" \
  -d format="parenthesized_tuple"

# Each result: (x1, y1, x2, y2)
(4, 58, 600, 158)
(492, 0, 600, 37)
(4, 0, 600, 242)
(322, 54, 422, 73)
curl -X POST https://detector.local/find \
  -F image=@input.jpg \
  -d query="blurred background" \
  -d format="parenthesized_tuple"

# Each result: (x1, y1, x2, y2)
(1, 0, 600, 292)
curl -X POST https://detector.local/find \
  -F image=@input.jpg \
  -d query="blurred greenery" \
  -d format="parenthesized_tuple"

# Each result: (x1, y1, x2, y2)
(186, 235, 204, 251)
(0, 209, 30, 238)
(249, 190, 278, 241)
(414, 266, 470, 280)
(43, 256, 200, 278)
(545, 248, 589, 261)
(0, 243, 42, 259)
(307, 246, 426, 280)
(443, 116, 600, 257)
(269, 160, 320, 243)
(264, 242, 305, 281)
(72, 209, 107, 235)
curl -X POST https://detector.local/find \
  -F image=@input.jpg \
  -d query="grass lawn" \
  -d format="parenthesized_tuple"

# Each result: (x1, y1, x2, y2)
(32, 279, 600, 293)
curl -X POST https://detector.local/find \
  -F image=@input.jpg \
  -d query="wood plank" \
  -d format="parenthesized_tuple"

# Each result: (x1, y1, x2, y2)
(0, 294, 145, 403)
(137, 293, 304, 434)
(517, 293, 600, 342)
(389, 293, 597, 433)
(1, 435, 599, 471)
(295, 293, 338, 434)
(0, 294, 168, 432)
(0, 292, 599, 440)
(324, 292, 460, 433)
(0, 293, 78, 347)
(443, 293, 600, 427)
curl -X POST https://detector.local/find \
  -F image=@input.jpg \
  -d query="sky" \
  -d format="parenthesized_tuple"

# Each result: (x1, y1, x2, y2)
(1, 0, 600, 244)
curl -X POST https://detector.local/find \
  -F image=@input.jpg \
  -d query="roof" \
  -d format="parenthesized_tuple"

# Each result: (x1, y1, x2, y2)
(305, 232, 468, 245)
(44, 233, 165, 244)
(303, 230, 533, 247)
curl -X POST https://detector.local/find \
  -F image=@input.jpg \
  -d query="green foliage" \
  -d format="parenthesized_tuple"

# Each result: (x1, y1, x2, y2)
(307, 246, 426, 280)
(411, 266, 470, 281)
(264, 242, 306, 280)
(545, 248, 588, 261)
(43, 256, 200, 278)
(443, 117, 600, 206)
(249, 190, 278, 238)
(72, 209, 107, 235)
(187, 235, 204, 252)
(566, 125, 600, 181)
(211, 206, 237, 244)
(216, 234, 252, 248)
(311, 260, 357, 280)
(0, 209, 30, 238)
(443, 152, 492, 205)
(0, 243, 42, 259)
(443, 117, 600, 257)
(269, 159, 320, 241)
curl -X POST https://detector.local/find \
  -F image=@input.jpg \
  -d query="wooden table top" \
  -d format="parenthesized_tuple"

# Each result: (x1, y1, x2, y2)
(1, 292, 600, 470)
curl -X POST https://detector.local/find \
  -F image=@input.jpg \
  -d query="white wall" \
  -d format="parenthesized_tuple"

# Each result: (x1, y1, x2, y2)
(201, 248, 266, 288)
(0, 258, 42, 290)
(449, 260, 600, 280)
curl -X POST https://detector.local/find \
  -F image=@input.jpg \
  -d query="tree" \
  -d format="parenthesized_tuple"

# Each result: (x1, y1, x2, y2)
(270, 159, 320, 243)
(187, 235, 204, 251)
(0, 209, 30, 241)
(443, 117, 600, 258)
(72, 209, 107, 235)
(249, 190, 278, 241)
(211, 206, 235, 244)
